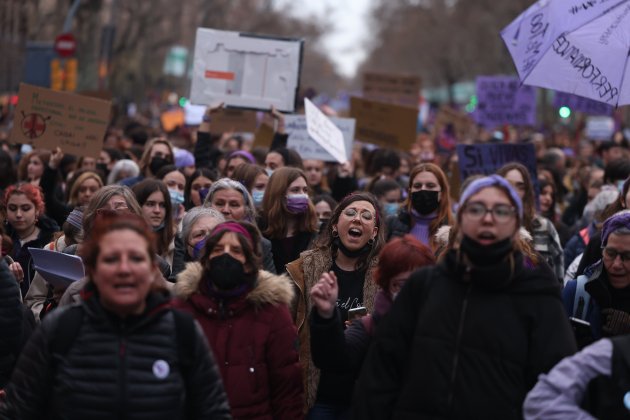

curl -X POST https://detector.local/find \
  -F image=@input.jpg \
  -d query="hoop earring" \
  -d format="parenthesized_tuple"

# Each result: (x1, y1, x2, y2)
(368, 238, 374, 246)
(332, 230, 339, 238)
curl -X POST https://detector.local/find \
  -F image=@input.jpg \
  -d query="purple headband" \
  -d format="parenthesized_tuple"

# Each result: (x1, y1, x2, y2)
(211, 222, 254, 247)
(601, 210, 630, 246)
(228, 150, 256, 164)
(458, 174, 523, 220)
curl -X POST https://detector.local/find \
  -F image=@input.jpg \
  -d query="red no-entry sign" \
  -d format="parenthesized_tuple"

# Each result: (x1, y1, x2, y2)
(54, 33, 77, 58)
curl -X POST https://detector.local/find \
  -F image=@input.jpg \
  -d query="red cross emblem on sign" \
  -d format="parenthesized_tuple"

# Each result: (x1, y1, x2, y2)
(20, 112, 49, 139)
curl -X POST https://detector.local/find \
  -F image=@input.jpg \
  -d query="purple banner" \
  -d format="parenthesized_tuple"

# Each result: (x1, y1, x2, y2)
(553, 92, 613, 116)
(475, 76, 537, 128)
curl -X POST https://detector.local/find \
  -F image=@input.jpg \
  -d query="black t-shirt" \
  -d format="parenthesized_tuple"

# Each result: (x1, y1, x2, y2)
(315, 262, 367, 406)
(333, 262, 367, 322)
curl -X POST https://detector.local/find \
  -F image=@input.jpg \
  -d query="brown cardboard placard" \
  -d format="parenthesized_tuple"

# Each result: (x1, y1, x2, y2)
(252, 122, 275, 149)
(11, 83, 110, 158)
(349, 96, 418, 151)
(362, 71, 421, 108)
(434, 106, 474, 141)
(211, 109, 257, 133)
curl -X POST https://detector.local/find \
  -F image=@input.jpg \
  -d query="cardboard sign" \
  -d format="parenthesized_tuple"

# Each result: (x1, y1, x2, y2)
(286, 115, 355, 162)
(252, 122, 274, 149)
(456, 143, 537, 181)
(362, 71, 421, 108)
(475, 76, 537, 128)
(211, 109, 258, 133)
(553, 92, 613, 116)
(304, 98, 346, 163)
(434, 106, 474, 143)
(190, 28, 303, 112)
(11, 83, 110, 158)
(349, 97, 418, 151)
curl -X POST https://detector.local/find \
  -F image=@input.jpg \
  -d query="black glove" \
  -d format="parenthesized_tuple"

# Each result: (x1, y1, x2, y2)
(602, 308, 630, 336)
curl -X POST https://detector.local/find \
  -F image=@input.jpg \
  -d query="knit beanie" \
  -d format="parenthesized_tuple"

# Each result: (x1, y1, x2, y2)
(458, 174, 523, 221)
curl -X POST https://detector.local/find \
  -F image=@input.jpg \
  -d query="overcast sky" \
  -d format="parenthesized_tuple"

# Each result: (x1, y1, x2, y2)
(277, 0, 374, 79)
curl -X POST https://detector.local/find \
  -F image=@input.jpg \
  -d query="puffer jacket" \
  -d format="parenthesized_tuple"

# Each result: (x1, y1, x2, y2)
(353, 250, 577, 419)
(0, 258, 22, 388)
(0, 282, 232, 419)
(173, 263, 303, 420)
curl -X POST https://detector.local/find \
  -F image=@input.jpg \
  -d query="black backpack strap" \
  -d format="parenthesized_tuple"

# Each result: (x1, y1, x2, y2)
(50, 305, 84, 357)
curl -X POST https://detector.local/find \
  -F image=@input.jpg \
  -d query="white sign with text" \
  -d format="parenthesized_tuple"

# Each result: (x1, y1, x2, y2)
(303, 98, 347, 163)
(286, 115, 355, 162)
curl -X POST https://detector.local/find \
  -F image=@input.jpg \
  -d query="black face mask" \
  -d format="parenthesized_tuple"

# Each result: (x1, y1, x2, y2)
(149, 156, 169, 175)
(459, 235, 513, 266)
(334, 237, 372, 259)
(206, 253, 254, 291)
(411, 190, 439, 215)
(96, 163, 109, 178)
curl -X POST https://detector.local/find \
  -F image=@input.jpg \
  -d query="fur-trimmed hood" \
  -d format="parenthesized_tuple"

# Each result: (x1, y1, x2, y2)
(174, 262, 294, 307)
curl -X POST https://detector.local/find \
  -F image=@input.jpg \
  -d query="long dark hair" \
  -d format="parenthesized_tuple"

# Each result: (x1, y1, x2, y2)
(132, 179, 174, 258)
(315, 192, 385, 271)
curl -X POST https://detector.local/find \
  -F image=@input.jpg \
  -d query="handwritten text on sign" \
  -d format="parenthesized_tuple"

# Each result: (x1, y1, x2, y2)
(285, 115, 355, 162)
(11, 83, 110, 158)
(475, 76, 537, 127)
(304, 98, 347, 164)
(456, 143, 537, 180)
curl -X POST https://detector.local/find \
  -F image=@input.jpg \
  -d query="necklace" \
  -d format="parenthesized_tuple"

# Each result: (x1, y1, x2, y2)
(19, 225, 39, 243)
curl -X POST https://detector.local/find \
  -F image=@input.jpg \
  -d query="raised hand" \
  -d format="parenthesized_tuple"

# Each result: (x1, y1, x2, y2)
(310, 271, 339, 319)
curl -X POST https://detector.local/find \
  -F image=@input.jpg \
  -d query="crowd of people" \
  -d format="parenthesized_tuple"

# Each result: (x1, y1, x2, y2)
(0, 100, 630, 419)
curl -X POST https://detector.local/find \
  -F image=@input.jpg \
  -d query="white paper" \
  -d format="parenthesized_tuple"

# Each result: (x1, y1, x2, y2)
(190, 28, 302, 112)
(184, 103, 206, 125)
(285, 115, 355, 162)
(304, 99, 347, 164)
(29, 247, 85, 289)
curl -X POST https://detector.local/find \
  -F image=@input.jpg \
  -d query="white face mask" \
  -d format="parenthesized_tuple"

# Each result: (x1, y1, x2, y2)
(265, 168, 274, 177)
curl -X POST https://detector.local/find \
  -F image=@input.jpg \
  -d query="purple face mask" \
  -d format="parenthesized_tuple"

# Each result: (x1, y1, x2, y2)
(286, 194, 309, 214)
(191, 238, 207, 260)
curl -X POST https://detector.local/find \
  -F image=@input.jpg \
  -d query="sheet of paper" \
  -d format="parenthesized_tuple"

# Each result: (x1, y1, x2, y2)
(29, 247, 85, 289)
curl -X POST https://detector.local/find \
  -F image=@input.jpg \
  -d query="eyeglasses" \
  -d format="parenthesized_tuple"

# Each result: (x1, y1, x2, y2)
(463, 202, 515, 223)
(603, 247, 630, 263)
(343, 208, 375, 222)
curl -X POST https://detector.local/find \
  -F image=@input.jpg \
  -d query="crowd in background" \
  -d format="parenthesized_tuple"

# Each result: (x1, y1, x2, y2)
(1, 98, 630, 419)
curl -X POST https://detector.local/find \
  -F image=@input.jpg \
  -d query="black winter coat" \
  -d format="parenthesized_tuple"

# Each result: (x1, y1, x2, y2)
(0, 285, 232, 420)
(7, 215, 59, 296)
(0, 258, 22, 388)
(353, 250, 577, 420)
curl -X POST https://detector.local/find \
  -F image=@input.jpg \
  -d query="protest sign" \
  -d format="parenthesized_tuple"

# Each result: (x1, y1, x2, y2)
(585, 116, 615, 140)
(553, 92, 613, 116)
(11, 83, 110, 158)
(184, 103, 206, 125)
(29, 247, 84, 289)
(286, 115, 355, 162)
(190, 28, 303, 112)
(212, 109, 258, 133)
(362, 72, 421, 108)
(434, 106, 474, 143)
(253, 122, 274, 149)
(349, 97, 418, 151)
(304, 98, 347, 163)
(456, 143, 537, 181)
(475, 76, 537, 128)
